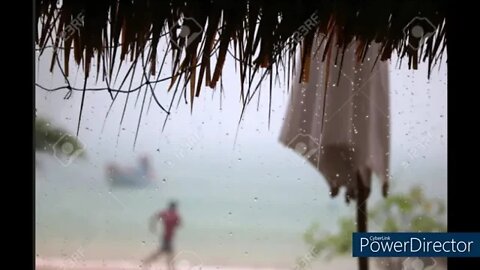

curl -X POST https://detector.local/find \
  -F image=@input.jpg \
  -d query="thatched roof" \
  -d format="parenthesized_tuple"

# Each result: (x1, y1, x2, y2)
(36, 0, 446, 128)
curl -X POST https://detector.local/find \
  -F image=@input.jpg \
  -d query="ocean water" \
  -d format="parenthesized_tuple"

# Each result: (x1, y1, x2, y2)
(35, 129, 448, 268)
(35, 136, 446, 269)
(35, 148, 353, 268)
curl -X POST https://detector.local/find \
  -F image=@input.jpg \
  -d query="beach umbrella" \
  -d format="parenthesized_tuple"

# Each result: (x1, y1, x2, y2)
(280, 35, 389, 270)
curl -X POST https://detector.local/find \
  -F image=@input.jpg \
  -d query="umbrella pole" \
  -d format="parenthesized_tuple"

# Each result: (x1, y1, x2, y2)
(357, 172, 369, 270)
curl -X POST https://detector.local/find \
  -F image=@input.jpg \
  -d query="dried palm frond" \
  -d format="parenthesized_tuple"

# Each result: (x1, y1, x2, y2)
(36, 0, 446, 134)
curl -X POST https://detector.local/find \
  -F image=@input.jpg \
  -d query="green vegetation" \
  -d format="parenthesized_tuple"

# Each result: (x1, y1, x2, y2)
(35, 116, 85, 158)
(297, 186, 446, 269)
(369, 186, 446, 233)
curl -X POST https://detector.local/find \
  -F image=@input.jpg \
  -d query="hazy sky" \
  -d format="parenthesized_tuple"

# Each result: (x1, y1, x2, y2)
(35, 43, 447, 199)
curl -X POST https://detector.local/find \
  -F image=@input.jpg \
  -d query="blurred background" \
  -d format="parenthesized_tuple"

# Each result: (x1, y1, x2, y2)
(35, 44, 447, 269)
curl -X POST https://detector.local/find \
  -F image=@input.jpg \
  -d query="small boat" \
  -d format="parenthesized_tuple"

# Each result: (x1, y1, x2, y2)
(106, 156, 153, 188)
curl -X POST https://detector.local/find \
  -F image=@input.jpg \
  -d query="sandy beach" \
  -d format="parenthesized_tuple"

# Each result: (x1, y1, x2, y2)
(36, 256, 384, 270)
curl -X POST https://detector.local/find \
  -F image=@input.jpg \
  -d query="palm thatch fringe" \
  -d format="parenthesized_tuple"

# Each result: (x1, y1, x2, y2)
(36, 0, 446, 124)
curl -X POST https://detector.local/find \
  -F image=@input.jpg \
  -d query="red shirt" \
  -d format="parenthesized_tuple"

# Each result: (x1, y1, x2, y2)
(159, 210, 180, 240)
